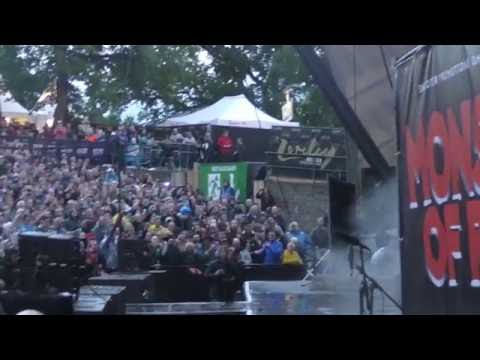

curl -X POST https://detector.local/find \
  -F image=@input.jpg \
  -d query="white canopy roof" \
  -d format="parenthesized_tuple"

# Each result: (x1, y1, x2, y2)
(0, 92, 56, 129)
(158, 94, 300, 129)
(0, 93, 30, 118)
(31, 104, 56, 130)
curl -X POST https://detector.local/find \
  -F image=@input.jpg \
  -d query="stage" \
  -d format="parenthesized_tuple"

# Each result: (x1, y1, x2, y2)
(125, 278, 402, 315)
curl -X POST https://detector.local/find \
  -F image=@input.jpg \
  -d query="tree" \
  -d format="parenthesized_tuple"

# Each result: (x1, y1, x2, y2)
(198, 45, 339, 127)
(0, 45, 340, 128)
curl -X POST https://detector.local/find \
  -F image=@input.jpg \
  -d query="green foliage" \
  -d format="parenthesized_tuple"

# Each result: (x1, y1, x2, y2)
(0, 45, 339, 127)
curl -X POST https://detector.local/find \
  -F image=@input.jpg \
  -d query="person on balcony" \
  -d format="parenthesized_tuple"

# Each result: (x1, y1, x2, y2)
(53, 120, 68, 140)
(216, 130, 234, 162)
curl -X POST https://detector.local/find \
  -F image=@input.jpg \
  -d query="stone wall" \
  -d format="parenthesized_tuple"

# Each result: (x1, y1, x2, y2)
(265, 176, 329, 231)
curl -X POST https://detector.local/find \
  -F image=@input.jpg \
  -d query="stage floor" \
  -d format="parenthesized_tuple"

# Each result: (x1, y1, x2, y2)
(126, 279, 402, 315)
(245, 281, 336, 315)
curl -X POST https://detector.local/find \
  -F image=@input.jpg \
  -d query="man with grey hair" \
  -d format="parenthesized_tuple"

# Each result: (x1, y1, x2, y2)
(244, 198, 253, 213)
(311, 216, 330, 251)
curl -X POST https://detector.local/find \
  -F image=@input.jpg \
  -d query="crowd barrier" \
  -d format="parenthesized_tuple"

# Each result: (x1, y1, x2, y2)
(0, 137, 200, 169)
(148, 264, 307, 303)
(125, 143, 199, 169)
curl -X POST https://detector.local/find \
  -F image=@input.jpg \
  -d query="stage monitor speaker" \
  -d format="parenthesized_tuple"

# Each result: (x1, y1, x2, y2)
(0, 291, 74, 315)
(18, 231, 49, 266)
(18, 232, 82, 266)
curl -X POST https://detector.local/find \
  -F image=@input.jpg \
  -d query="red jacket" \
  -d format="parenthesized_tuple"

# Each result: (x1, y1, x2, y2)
(85, 232, 98, 265)
(53, 126, 68, 140)
(217, 135, 234, 155)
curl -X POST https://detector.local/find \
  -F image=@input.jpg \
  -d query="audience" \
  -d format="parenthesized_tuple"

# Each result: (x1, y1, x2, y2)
(0, 123, 333, 302)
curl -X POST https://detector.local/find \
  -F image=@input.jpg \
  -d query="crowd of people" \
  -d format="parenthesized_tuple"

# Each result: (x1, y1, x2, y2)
(0, 117, 158, 145)
(0, 137, 331, 300)
(0, 117, 246, 170)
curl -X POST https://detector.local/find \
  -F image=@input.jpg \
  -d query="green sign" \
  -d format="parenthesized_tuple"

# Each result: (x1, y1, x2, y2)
(199, 162, 247, 202)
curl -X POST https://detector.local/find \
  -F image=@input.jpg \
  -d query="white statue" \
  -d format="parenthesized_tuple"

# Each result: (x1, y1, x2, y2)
(281, 89, 294, 122)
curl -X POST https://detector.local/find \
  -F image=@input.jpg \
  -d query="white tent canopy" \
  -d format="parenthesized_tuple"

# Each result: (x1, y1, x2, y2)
(157, 95, 300, 129)
(32, 104, 56, 130)
(0, 93, 30, 118)
(1, 92, 56, 130)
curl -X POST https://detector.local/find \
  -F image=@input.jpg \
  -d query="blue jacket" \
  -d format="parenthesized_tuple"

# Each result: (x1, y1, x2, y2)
(263, 240, 284, 265)
(220, 186, 236, 201)
(287, 230, 313, 255)
(100, 235, 118, 271)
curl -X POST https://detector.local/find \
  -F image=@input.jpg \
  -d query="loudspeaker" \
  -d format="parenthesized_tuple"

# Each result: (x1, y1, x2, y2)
(18, 232, 82, 266)
(89, 273, 153, 303)
(0, 291, 74, 315)
(18, 231, 49, 266)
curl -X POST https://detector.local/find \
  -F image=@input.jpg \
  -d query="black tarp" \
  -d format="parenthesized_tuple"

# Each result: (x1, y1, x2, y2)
(396, 45, 480, 314)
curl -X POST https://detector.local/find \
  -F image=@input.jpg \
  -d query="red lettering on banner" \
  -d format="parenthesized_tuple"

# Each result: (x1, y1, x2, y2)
(472, 96, 480, 195)
(444, 203, 462, 287)
(404, 94, 480, 288)
(427, 112, 451, 206)
(406, 121, 429, 209)
(467, 200, 480, 287)
(447, 103, 474, 200)
(423, 206, 448, 287)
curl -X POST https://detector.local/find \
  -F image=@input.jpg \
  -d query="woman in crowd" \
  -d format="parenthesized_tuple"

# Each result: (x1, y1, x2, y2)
(282, 240, 303, 266)
(256, 187, 275, 212)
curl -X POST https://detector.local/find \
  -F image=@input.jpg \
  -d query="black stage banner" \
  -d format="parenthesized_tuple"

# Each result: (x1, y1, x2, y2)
(267, 127, 347, 173)
(0, 138, 110, 164)
(396, 45, 480, 314)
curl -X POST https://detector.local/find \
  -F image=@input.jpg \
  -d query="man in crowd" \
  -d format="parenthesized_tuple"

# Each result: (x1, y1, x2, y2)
(182, 132, 198, 146)
(233, 137, 245, 162)
(256, 187, 275, 212)
(53, 120, 68, 140)
(311, 216, 330, 254)
(205, 245, 242, 302)
(169, 128, 185, 143)
(254, 231, 284, 265)
(286, 221, 314, 264)
(216, 130, 234, 161)
(271, 206, 286, 232)
(220, 180, 236, 202)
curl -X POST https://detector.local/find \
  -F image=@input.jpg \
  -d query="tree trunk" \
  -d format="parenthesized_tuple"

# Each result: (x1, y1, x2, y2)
(53, 45, 69, 125)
